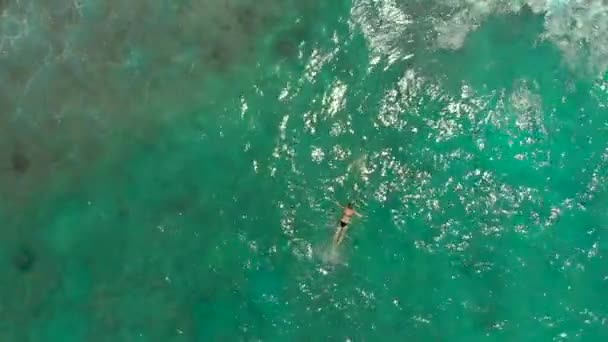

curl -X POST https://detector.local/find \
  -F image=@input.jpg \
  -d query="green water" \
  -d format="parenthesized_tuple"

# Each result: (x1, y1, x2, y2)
(1, 0, 608, 340)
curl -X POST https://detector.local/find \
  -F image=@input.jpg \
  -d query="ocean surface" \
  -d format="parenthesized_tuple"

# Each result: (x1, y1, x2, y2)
(1, 0, 607, 340)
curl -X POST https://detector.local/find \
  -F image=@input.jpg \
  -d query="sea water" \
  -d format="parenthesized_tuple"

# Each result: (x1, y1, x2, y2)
(1, 0, 607, 340)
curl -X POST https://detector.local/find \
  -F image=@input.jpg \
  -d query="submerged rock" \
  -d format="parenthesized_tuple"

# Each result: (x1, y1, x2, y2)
(11, 151, 30, 174)
(13, 246, 35, 273)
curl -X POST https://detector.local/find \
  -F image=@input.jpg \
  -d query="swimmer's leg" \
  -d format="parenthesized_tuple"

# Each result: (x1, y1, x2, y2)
(333, 226, 343, 245)
(336, 225, 350, 246)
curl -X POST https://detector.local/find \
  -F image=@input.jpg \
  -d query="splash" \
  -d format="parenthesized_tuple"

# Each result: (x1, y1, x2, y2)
(318, 241, 346, 266)
(347, 153, 369, 176)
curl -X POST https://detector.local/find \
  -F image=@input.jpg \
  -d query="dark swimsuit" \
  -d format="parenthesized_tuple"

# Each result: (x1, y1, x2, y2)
(339, 220, 348, 228)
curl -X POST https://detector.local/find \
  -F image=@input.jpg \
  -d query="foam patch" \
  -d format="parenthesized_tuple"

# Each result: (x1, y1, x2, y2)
(352, 0, 608, 76)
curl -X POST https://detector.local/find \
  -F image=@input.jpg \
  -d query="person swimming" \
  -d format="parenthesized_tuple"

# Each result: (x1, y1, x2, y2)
(333, 202, 363, 246)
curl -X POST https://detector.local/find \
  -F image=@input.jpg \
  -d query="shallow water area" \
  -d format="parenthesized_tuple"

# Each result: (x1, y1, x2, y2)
(1, 0, 608, 340)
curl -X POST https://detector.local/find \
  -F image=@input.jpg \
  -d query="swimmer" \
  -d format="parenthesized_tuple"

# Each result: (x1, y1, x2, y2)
(333, 202, 363, 246)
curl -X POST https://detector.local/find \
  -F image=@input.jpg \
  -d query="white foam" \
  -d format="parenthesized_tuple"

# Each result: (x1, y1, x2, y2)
(438, 0, 608, 75)
(435, 10, 480, 50)
(353, 0, 608, 76)
(351, 0, 413, 65)
(542, 0, 608, 75)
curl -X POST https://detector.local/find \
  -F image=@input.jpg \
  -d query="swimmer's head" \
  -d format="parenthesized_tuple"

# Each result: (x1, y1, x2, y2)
(347, 202, 353, 208)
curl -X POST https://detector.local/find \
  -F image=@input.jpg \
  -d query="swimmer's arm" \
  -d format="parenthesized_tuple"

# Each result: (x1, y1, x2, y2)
(334, 200, 343, 208)
(355, 211, 364, 217)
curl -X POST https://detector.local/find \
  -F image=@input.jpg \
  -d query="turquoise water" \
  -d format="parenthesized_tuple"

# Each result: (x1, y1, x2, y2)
(1, 0, 608, 340)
